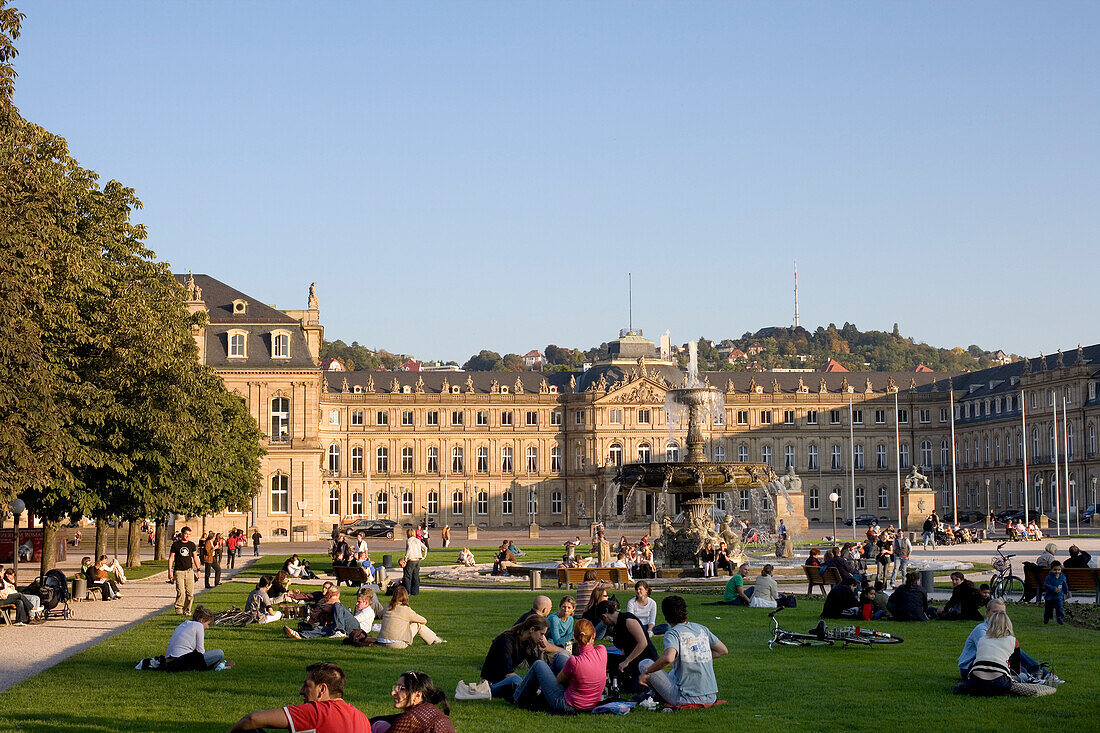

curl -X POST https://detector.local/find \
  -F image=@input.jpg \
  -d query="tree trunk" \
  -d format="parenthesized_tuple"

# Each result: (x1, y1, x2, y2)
(154, 517, 167, 561)
(40, 520, 59, 575)
(126, 520, 142, 568)
(94, 518, 108, 559)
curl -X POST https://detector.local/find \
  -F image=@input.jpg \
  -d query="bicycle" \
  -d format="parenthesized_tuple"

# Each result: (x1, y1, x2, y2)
(989, 542, 1025, 603)
(767, 608, 903, 649)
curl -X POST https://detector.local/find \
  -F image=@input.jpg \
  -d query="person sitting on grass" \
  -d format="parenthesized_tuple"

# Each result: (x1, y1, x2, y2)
(165, 606, 232, 672)
(284, 584, 361, 640)
(939, 572, 983, 621)
(887, 571, 937, 621)
(958, 600, 1045, 681)
(955, 612, 1018, 696)
(748, 564, 782, 608)
(574, 569, 608, 612)
(1042, 561, 1070, 625)
(821, 578, 859, 619)
(627, 580, 659, 635)
(548, 596, 576, 648)
(638, 594, 728, 708)
(515, 595, 554, 625)
(481, 615, 566, 699)
(269, 570, 291, 604)
(283, 554, 320, 580)
(370, 670, 454, 733)
(596, 599, 658, 692)
(635, 544, 657, 578)
(718, 562, 753, 606)
(858, 586, 887, 620)
(245, 576, 283, 624)
(492, 542, 517, 576)
(512, 619, 606, 714)
(353, 587, 384, 632)
(457, 547, 476, 567)
(375, 586, 446, 648)
(228, 661, 369, 731)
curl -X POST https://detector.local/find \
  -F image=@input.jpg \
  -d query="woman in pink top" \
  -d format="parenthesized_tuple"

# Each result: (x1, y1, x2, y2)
(512, 619, 606, 713)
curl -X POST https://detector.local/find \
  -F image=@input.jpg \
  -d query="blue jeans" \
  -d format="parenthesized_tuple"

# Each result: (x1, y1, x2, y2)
(491, 676, 522, 699)
(203, 649, 224, 669)
(891, 556, 909, 584)
(1044, 598, 1065, 624)
(253, 544, 260, 557)
(402, 561, 421, 595)
(923, 532, 935, 550)
(513, 660, 570, 712)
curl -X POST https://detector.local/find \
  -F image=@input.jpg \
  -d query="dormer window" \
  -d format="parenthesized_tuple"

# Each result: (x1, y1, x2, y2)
(353, 385, 363, 394)
(232, 299, 248, 314)
(228, 330, 247, 358)
(402, 385, 412, 394)
(451, 385, 461, 394)
(500, 386, 509, 394)
(271, 330, 290, 359)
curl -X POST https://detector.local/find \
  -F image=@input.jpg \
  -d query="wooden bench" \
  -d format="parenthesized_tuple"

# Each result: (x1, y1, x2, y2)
(802, 565, 843, 595)
(556, 567, 630, 589)
(331, 565, 375, 587)
(0, 601, 17, 625)
(1022, 564, 1100, 603)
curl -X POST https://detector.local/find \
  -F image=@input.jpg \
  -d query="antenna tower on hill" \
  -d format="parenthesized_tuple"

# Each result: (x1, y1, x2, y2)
(793, 260, 800, 328)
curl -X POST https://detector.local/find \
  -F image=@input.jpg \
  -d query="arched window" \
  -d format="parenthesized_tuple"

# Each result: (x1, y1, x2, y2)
(476, 490, 489, 515)
(376, 491, 388, 515)
(328, 444, 340, 474)
(713, 445, 725, 462)
(983, 438, 990, 463)
(738, 444, 749, 462)
(550, 446, 562, 472)
(451, 446, 464, 473)
(376, 446, 388, 473)
(666, 442, 680, 462)
(855, 486, 866, 510)
(994, 437, 1001, 464)
(941, 439, 950, 467)
(501, 446, 514, 473)
(526, 446, 538, 473)
(853, 444, 864, 470)
(426, 491, 439, 515)
(270, 398, 290, 443)
(877, 444, 887, 470)
(830, 445, 842, 470)
(328, 487, 340, 516)
(551, 491, 563, 514)
(920, 440, 932, 468)
(452, 491, 463, 516)
(900, 443, 910, 469)
(427, 446, 439, 473)
(270, 474, 289, 514)
(272, 332, 290, 358)
(400, 490, 413, 515)
(808, 487, 820, 510)
(502, 491, 514, 515)
(401, 447, 414, 474)
(351, 492, 363, 515)
(1050, 427, 1056, 457)
(608, 443, 623, 467)
(878, 486, 888, 509)
(785, 444, 796, 469)
(637, 442, 651, 463)
(760, 444, 772, 465)
(1089, 423, 1097, 456)
(1032, 429, 1039, 459)
(808, 444, 818, 470)
(477, 446, 489, 474)
(351, 446, 363, 474)
(1067, 424, 1074, 459)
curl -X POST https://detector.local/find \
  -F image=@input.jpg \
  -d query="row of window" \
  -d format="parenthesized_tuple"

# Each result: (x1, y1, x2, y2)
(604, 439, 949, 470)
(332, 408, 562, 428)
(228, 330, 291, 359)
(806, 486, 893, 511)
(271, 476, 561, 517)
(939, 474, 1085, 511)
(327, 444, 563, 475)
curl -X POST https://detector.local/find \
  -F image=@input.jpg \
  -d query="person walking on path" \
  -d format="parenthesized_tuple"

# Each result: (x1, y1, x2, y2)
(400, 528, 427, 596)
(891, 532, 912, 587)
(203, 533, 222, 588)
(922, 515, 937, 551)
(225, 532, 237, 570)
(252, 529, 262, 557)
(168, 526, 200, 615)
(441, 524, 451, 548)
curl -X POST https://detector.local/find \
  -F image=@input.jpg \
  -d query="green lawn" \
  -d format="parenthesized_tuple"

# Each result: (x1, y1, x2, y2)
(120, 560, 169, 581)
(0, 584, 1095, 732)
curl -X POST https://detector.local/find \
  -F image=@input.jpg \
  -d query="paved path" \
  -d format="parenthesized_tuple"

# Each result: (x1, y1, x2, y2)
(0, 558, 256, 692)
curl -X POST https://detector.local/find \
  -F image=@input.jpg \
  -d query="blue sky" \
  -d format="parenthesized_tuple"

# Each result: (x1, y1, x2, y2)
(13, 2, 1099, 362)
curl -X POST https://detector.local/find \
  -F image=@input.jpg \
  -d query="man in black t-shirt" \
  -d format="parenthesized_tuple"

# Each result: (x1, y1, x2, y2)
(168, 526, 200, 615)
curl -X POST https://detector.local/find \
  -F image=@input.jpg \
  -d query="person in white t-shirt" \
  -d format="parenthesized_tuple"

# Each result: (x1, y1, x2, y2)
(626, 580, 659, 635)
(638, 595, 727, 707)
(400, 529, 427, 596)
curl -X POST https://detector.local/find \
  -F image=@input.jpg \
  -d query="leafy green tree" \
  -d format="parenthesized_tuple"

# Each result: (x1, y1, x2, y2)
(463, 350, 504, 371)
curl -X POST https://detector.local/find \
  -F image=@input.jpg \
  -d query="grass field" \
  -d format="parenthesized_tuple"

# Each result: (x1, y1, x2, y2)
(0, 583, 1095, 733)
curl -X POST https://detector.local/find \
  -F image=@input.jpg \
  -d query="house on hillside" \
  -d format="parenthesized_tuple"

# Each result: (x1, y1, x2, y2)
(818, 358, 849, 372)
(723, 348, 747, 364)
(913, 364, 934, 373)
(746, 342, 765, 356)
(992, 350, 1012, 365)
(320, 357, 346, 372)
(398, 359, 422, 372)
(522, 350, 544, 369)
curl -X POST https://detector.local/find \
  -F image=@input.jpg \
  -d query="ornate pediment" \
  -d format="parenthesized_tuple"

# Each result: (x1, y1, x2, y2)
(600, 377, 668, 405)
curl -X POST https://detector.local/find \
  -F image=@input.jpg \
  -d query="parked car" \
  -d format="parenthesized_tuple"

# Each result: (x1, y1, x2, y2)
(1079, 504, 1097, 522)
(844, 514, 879, 527)
(994, 510, 1019, 523)
(343, 518, 397, 539)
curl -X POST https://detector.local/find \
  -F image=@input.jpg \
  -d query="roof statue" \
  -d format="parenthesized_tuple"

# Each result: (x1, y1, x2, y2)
(320, 377, 328, 394)
(341, 377, 350, 393)
(819, 377, 828, 393)
(840, 377, 850, 393)
(366, 374, 375, 393)
(466, 375, 475, 394)
(887, 377, 896, 392)
(771, 379, 781, 394)
(308, 282, 318, 310)
(1039, 353, 1047, 371)
(415, 375, 425, 393)
(490, 379, 500, 394)
(185, 272, 202, 300)
(726, 378, 736, 394)
(390, 377, 400, 393)
(1022, 356, 1032, 374)
(1077, 344, 1085, 364)
(441, 377, 450, 394)
(865, 378, 874, 393)
(514, 377, 524, 395)
(909, 377, 917, 390)
(797, 376, 807, 393)
(539, 378, 550, 394)
(1057, 349, 1065, 368)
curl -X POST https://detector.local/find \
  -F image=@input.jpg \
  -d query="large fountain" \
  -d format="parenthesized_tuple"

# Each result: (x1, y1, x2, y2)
(612, 342, 793, 570)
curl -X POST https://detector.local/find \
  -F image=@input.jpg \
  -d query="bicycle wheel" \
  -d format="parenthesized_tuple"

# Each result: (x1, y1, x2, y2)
(998, 575, 1025, 603)
(774, 633, 834, 647)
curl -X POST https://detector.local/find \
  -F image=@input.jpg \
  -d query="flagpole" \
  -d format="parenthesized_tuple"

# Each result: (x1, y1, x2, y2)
(949, 384, 959, 526)
(849, 396, 856, 540)
(1053, 395, 1061, 535)
(1021, 388, 1029, 525)
(895, 390, 903, 530)
(1063, 394, 1071, 535)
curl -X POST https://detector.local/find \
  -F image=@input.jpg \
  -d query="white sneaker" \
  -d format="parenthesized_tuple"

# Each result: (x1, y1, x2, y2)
(331, 631, 346, 639)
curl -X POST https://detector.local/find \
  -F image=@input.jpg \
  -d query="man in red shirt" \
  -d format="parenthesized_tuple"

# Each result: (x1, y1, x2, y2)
(228, 662, 369, 732)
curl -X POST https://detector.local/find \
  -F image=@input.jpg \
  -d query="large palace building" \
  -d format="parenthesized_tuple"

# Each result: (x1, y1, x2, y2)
(180, 275, 1100, 540)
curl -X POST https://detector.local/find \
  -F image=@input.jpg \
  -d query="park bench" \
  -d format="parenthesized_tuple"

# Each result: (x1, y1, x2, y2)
(331, 564, 375, 587)
(1022, 564, 1100, 603)
(556, 567, 630, 589)
(0, 600, 17, 625)
(802, 565, 843, 595)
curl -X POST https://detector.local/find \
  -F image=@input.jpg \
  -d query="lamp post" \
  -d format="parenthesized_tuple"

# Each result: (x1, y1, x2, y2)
(9, 498, 25, 582)
(985, 479, 991, 531)
(1093, 476, 1098, 520)
(828, 492, 839, 542)
(1037, 476, 1044, 520)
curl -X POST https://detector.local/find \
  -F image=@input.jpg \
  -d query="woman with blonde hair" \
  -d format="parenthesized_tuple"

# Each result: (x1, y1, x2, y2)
(963, 611, 1016, 696)
(376, 585, 445, 648)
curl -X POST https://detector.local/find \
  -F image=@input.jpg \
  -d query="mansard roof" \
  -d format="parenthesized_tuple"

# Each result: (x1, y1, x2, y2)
(326, 370, 574, 395)
(174, 274, 300, 324)
(948, 344, 1100, 399)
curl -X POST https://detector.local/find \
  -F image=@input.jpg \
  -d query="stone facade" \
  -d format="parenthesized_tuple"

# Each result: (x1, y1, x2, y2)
(182, 275, 1100, 539)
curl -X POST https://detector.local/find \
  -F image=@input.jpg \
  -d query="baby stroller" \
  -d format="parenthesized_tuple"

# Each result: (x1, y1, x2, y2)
(933, 527, 956, 546)
(21, 569, 73, 620)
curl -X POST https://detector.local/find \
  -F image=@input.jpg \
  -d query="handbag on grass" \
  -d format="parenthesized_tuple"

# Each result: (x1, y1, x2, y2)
(454, 680, 492, 701)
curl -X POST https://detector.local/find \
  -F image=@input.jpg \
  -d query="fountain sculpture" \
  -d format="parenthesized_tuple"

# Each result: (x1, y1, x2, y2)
(614, 341, 792, 570)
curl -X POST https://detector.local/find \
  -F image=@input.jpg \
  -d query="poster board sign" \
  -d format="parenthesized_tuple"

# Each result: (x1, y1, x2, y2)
(0, 528, 45, 563)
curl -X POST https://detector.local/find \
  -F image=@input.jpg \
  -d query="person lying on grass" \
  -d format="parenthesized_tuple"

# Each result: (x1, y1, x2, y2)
(481, 614, 568, 699)
(370, 670, 455, 733)
(165, 606, 233, 672)
(638, 594, 728, 708)
(227, 661, 369, 732)
(512, 618, 606, 714)
(284, 584, 361, 639)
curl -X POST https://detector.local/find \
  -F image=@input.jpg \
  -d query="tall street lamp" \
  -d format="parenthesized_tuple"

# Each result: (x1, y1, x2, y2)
(9, 498, 26, 582)
(985, 479, 991, 531)
(828, 492, 839, 541)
